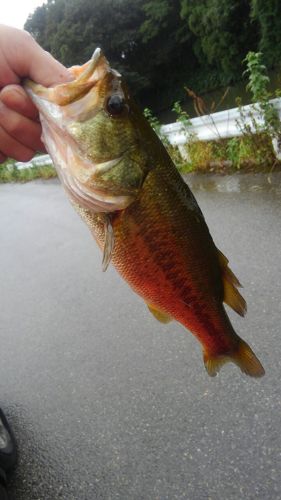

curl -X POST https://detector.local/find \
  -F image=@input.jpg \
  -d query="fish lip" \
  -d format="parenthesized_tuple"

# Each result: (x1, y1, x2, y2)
(91, 48, 102, 66)
(75, 47, 105, 83)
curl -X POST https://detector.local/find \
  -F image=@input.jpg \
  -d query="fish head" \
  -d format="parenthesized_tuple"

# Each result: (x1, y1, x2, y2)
(25, 48, 153, 212)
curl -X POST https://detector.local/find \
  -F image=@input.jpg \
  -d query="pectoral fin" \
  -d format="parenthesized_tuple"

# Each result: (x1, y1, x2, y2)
(102, 215, 114, 272)
(217, 249, 247, 317)
(147, 304, 172, 324)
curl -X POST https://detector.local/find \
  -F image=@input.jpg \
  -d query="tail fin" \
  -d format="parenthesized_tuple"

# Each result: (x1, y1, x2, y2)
(203, 338, 265, 378)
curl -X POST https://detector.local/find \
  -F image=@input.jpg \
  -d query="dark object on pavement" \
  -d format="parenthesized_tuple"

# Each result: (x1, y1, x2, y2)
(0, 409, 17, 500)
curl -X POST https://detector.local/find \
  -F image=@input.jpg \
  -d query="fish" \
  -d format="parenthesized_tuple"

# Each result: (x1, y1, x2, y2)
(25, 48, 265, 378)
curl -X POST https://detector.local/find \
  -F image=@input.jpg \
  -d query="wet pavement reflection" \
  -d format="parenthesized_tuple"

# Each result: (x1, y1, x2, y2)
(186, 171, 281, 195)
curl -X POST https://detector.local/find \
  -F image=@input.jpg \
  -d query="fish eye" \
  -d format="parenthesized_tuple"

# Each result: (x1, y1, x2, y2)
(106, 95, 126, 116)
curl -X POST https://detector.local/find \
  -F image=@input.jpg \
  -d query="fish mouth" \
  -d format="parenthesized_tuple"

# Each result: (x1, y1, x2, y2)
(24, 49, 133, 213)
(25, 48, 110, 106)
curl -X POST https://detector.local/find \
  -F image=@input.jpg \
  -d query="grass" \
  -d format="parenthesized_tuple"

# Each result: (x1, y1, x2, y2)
(170, 133, 280, 174)
(145, 101, 281, 175)
(0, 159, 57, 183)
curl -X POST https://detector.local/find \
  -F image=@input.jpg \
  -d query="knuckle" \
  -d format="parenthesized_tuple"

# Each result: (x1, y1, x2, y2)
(1, 85, 22, 104)
(22, 30, 33, 43)
(21, 30, 37, 53)
(8, 115, 23, 136)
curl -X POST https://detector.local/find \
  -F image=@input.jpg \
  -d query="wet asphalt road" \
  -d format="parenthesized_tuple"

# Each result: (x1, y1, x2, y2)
(0, 175, 281, 500)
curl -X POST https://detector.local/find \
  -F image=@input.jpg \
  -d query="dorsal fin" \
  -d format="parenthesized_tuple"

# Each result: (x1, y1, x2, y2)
(217, 249, 247, 317)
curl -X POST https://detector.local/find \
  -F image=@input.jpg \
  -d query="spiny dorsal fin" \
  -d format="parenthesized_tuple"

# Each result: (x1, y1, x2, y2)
(217, 249, 247, 317)
(147, 304, 172, 324)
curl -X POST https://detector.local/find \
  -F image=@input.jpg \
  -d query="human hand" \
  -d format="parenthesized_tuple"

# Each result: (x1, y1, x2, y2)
(0, 25, 70, 163)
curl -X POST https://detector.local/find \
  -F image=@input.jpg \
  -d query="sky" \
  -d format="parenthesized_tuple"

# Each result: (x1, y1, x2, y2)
(1, 0, 45, 30)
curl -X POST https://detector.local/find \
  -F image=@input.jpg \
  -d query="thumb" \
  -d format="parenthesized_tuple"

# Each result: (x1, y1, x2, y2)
(28, 48, 72, 87)
(0, 25, 71, 87)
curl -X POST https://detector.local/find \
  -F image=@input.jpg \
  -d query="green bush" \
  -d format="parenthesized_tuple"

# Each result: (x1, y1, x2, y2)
(0, 160, 57, 183)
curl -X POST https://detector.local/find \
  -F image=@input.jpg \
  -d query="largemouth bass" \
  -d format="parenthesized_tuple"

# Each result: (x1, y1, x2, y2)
(25, 49, 264, 378)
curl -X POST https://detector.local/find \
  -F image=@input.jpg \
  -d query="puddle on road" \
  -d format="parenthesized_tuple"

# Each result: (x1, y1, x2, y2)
(184, 172, 281, 195)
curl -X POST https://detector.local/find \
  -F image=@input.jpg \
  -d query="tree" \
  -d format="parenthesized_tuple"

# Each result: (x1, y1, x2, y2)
(180, 0, 258, 84)
(251, 0, 281, 68)
(137, 0, 196, 108)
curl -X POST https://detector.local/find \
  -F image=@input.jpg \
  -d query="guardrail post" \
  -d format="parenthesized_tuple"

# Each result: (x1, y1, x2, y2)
(178, 144, 190, 161)
(271, 136, 281, 160)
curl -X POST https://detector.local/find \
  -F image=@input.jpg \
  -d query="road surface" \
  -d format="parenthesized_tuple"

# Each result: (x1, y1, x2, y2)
(0, 174, 280, 500)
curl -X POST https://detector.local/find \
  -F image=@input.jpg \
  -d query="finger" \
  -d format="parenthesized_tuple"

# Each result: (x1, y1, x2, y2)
(0, 126, 35, 162)
(0, 85, 39, 120)
(0, 153, 7, 163)
(0, 102, 45, 152)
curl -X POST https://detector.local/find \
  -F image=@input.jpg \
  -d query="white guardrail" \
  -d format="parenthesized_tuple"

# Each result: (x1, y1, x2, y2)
(160, 97, 281, 160)
(15, 153, 52, 170)
(15, 97, 281, 169)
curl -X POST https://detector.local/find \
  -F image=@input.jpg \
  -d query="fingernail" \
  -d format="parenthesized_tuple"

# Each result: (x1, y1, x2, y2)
(2, 85, 25, 98)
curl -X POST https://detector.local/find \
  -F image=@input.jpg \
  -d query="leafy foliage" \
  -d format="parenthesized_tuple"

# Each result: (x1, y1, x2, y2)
(180, 0, 257, 83)
(251, 0, 281, 68)
(243, 51, 281, 139)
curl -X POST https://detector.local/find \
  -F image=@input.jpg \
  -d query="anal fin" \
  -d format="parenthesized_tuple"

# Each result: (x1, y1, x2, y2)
(224, 280, 247, 317)
(217, 249, 247, 317)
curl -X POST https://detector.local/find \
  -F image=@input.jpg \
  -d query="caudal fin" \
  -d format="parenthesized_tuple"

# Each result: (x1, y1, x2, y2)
(203, 338, 265, 378)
